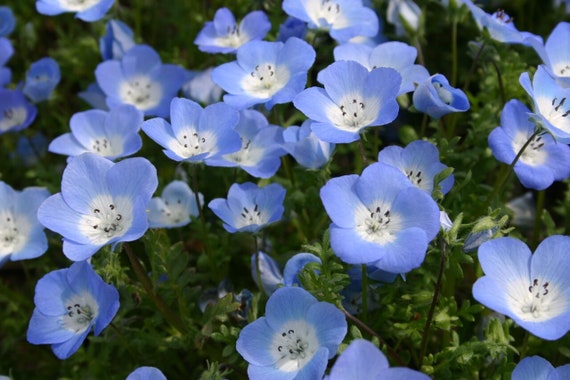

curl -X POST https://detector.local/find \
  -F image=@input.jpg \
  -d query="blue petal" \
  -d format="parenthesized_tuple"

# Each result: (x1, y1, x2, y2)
(107, 157, 158, 203)
(511, 356, 554, 380)
(334, 43, 373, 69)
(305, 301, 346, 356)
(37, 193, 92, 245)
(264, 287, 317, 330)
(328, 339, 387, 380)
(370, 227, 430, 273)
(318, 61, 369, 104)
(236, 317, 277, 366)
(320, 174, 361, 228)
(27, 309, 75, 345)
(51, 328, 90, 359)
(283, 253, 321, 287)
(33, 268, 68, 316)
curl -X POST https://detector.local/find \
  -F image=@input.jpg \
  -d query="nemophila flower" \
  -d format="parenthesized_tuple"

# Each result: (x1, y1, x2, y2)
(37, 153, 158, 261)
(386, 0, 421, 37)
(78, 82, 108, 110)
(211, 37, 316, 110)
(0, 89, 37, 135)
(48, 104, 143, 160)
(520, 65, 570, 143)
(36, 0, 115, 22)
(95, 44, 185, 117)
(236, 286, 347, 380)
(511, 355, 570, 380)
(463, 226, 498, 253)
(489, 99, 570, 190)
(147, 180, 203, 229)
(282, 0, 379, 43)
(506, 192, 535, 229)
(208, 182, 286, 233)
(194, 7, 271, 54)
(320, 162, 440, 273)
(99, 19, 136, 61)
(141, 97, 241, 164)
(126, 366, 167, 380)
(277, 16, 307, 42)
(334, 42, 428, 95)
(23, 57, 61, 103)
(26, 261, 119, 359)
(0, 182, 50, 267)
(0, 37, 13, 86)
(251, 251, 284, 296)
(378, 140, 454, 196)
(472, 236, 570, 340)
(181, 68, 223, 105)
(207, 109, 286, 178)
(283, 253, 321, 287)
(294, 60, 401, 143)
(282, 120, 336, 170)
(529, 22, 570, 87)
(14, 132, 49, 167)
(0, 7, 15, 37)
(413, 73, 469, 119)
(327, 339, 430, 380)
(440, 210, 453, 231)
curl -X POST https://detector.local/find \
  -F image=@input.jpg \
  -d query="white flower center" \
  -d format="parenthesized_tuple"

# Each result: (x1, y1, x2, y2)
(309, 0, 348, 29)
(434, 82, 453, 105)
(169, 130, 217, 160)
(271, 320, 319, 372)
(60, 0, 99, 12)
(241, 63, 290, 99)
(61, 291, 98, 333)
(538, 96, 570, 132)
(156, 198, 188, 224)
(491, 10, 515, 27)
(213, 24, 248, 49)
(223, 138, 264, 166)
(0, 212, 27, 255)
(355, 204, 398, 244)
(0, 107, 27, 132)
(327, 95, 380, 131)
(89, 136, 122, 157)
(119, 76, 162, 111)
(516, 278, 566, 321)
(78, 195, 133, 245)
(516, 133, 547, 166)
(555, 64, 570, 78)
(234, 203, 267, 229)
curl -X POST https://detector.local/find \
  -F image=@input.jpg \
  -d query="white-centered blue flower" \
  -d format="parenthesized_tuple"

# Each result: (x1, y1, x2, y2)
(530, 22, 570, 88)
(511, 355, 570, 380)
(23, 57, 61, 103)
(473, 236, 570, 340)
(35, 0, 115, 22)
(0, 37, 14, 86)
(413, 73, 470, 119)
(0, 89, 37, 135)
(386, 0, 422, 37)
(126, 366, 167, 380)
(282, 120, 336, 170)
(147, 180, 203, 229)
(99, 19, 136, 61)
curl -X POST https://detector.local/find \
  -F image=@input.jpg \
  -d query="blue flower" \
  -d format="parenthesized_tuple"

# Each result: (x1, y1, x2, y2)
(37, 153, 158, 261)
(23, 57, 61, 103)
(489, 99, 570, 190)
(147, 180, 203, 229)
(282, 120, 335, 170)
(530, 22, 570, 87)
(294, 61, 401, 143)
(386, 0, 421, 37)
(27, 261, 119, 359)
(126, 366, 167, 380)
(208, 182, 286, 233)
(283, 253, 321, 287)
(48, 104, 143, 160)
(0, 89, 37, 135)
(334, 41, 429, 95)
(320, 162, 440, 273)
(236, 286, 347, 380)
(95, 44, 186, 117)
(251, 251, 284, 296)
(211, 37, 316, 110)
(141, 97, 241, 164)
(0, 182, 50, 267)
(0, 37, 13, 87)
(276, 16, 307, 42)
(520, 65, 570, 143)
(327, 339, 430, 380)
(413, 73, 470, 119)
(206, 109, 286, 178)
(511, 355, 570, 380)
(377, 140, 454, 196)
(282, 0, 379, 43)
(181, 68, 223, 105)
(194, 7, 271, 54)
(472, 236, 570, 340)
(0, 6, 15, 37)
(36, 0, 115, 22)
(78, 82, 108, 110)
(99, 19, 136, 61)
(15, 132, 49, 166)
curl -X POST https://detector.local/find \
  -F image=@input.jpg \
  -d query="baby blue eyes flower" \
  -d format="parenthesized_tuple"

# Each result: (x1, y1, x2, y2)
(386, 0, 422, 37)
(0, 89, 37, 135)
(0, 182, 50, 267)
(99, 19, 136, 61)
(27, 261, 119, 359)
(511, 356, 570, 380)
(0, 6, 15, 37)
(37, 153, 158, 262)
(282, 0, 379, 43)
(211, 37, 316, 110)
(126, 366, 167, 380)
(181, 68, 223, 105)
(294, 60, 402, 143)
(147, 180, 204, 229)
(23, 57, 61, 103)
(251, 251, 284, 296)
(48, 104, 143, 160)
(320, 162, 440, 273)
(413, 73, 470, 119)
(36, 0, 115, 22)
(208, 182, 286, 233)
(194, 7, 271, 54)
(282, 120, 336, 170)
(472, 236, 570, 340)
(488, 99, 570, 190)
(141, 97, 241, 164)
(95, 44, 186, 117)
(0, 37, 13, 86)
(236, 286, 347, 380)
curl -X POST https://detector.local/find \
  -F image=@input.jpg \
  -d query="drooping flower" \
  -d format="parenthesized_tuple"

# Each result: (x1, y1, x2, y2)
(26, 261, 119, 359)
(0, 89, 37, 135)
(99, 19, 136, 61)
(141, 97, 241, 164)
(511, 355, 570, 380)
(37, 153, 158, 261)
(320, 162, 440, 273)
(377, 139, 454, 196)
(334, 41, 429, 95)
(413, 73, 470, 119)
(282, 120, 336, 170)
(147, 180, 203, 229)
(181, 68, 223, 105)
(95, 44, 185, 117)
(282, 0, 379, 43)
(23, 57, 61, 103)
(35, 0, 115, 22)
(472, 236, 570, 340)
(294, 60, 401, 143)
(251, 251, 284, 296)
(48, 104, 144, 160)
(276, 16, 307, 42)
(488, 99, 570, 190)
(194, 7, 271, 54)
(126, 366, 167, 380)
(208, 182, 286, 233)
(211, 37, 316, 110)
(386, 0, 422, 37)
(327, 339, 430, 379)
(0, 6, 15, 37)
(0, 182, 50, 267)
(236, 286, 347, 380)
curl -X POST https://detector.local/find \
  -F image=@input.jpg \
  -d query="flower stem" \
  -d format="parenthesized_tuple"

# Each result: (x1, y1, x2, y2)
(451, 16, 458, 87)
(360, 264, 368, 321)
(463, 42, 486, 92)
(531, 190, 545, 249)
(191, 164, 212, 264)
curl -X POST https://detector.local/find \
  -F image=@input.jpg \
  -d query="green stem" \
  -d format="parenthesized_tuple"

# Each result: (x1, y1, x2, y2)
(451, 16, 458, 87)
(463, 42, 486, 92)
(490, 59, 506, 105)
(191, 164, 212, 262)
(531, 190, 545, 249)
(357, 139, 368, 167)
(360, 264, 368, 322)
(519, 330, 530, 359)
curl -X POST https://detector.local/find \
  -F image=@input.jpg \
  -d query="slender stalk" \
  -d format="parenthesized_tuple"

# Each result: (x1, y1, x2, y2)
(360, 264, 369, 322)
(519, 330, 530, 359)
(451, 17, 458, 87)
(531, 190, 545, 249)
(357, 139, 368, 166)
(191, 164, 212, 261)
(253, 235, 263, 292)
(463, 42, 486, 92)
(490, 59, 506, 105)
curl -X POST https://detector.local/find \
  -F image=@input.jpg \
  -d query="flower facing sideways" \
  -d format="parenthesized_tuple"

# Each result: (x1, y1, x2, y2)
(27, 261, 119, 359)
(147, 180, 204, 229)
(473, 236, 570, 340)
(413, 73, 469, 119)
(35, 0, 115, 22)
